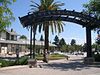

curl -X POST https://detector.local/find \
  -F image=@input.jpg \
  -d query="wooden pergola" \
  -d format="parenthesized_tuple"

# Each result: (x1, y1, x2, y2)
(19, 9, 100, 59)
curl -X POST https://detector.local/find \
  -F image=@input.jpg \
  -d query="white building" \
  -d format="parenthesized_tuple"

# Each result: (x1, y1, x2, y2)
(0, 29, 55, 54)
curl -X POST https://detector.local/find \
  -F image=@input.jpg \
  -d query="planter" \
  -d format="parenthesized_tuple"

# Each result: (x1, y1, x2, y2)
(28, 59, 37, 68)
(84, 57, 95, 64)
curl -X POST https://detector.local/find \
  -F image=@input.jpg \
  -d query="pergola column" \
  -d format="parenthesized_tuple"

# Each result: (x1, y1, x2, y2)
(86, 26, 92, 57)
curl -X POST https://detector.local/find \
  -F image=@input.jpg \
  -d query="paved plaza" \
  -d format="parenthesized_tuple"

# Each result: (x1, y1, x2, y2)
(0, 55, 100, 75)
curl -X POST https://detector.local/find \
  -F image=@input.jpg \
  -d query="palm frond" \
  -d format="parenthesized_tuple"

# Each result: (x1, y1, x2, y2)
(46, 0, 54, 7)
(30, 5, 39, 8)
(38, 23, 43, 33)
(30, 0, 65, 35)
(53, 21, 57, 33)
(49, 21, 54, 34)
(30, 0, 40, 7)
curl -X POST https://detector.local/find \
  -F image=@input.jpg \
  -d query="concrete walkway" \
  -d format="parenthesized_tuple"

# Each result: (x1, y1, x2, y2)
(0, 55, 100, 75)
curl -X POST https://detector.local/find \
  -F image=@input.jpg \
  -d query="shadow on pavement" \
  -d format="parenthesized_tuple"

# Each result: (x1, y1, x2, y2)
(42, 59, 100, 71)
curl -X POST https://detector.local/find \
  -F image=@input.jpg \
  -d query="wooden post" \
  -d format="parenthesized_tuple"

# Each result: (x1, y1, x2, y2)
(86, 27, 92, 57)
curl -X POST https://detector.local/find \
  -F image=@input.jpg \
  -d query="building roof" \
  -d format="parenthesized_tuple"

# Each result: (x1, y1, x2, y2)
(32, 40, 56, 46)
(0, 29, 55, 46)
(0, 39, 56, 47)
(6, 30, 20, 36)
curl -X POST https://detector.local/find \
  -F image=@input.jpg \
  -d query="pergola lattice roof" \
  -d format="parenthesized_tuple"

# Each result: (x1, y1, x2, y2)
(19, 9, 100, 29)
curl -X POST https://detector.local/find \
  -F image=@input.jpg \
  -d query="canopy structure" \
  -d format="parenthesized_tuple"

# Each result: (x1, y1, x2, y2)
(19, 9, 100, 58)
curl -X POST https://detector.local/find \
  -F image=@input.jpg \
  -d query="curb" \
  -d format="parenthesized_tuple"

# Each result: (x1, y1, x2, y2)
(88, 73, 100, 75)
(0, 65, 28, 70)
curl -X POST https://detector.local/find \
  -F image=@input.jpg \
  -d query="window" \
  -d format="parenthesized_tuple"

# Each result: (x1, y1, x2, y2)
(11, 35, 14, 40)
(6, 32, 10, 40)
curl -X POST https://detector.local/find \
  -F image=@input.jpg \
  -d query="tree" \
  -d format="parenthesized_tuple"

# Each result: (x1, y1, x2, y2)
(75, 45, 82, 52)
(53, 35, 59, 45)
(0, 0, 16, 31)
(83, 0, 100, 31)
(59, 38, 66, 46)
(70, 39, 76, 46)
(19, 35, 27, 40)
(96, 38, 100, 44)
(82, 43, 87, 52)
(83, 0, 100, 15)
(65, 44, 69, 52)
(30, 0, 64, 63)
(53, 35, 59, 50)
(40, 35, 44, 41)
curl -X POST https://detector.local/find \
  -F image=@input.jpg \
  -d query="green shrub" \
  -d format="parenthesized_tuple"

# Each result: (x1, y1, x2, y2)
(94, 54, 100, 62)
(0, 59, 15, 67)
(14, 56, 28, 65)
(0, 56, 28, 67)
(19, 56, 28, 65)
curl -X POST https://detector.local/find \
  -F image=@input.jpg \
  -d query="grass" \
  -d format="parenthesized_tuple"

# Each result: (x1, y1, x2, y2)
(36, 53, 66, 60)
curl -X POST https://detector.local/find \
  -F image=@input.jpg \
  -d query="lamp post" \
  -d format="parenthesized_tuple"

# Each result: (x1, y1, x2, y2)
(16, 45, 19, 64)
(16, 45, 19, 58)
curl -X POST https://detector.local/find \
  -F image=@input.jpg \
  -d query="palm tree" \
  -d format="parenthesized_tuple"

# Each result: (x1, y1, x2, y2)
(30, 0, 64, 62)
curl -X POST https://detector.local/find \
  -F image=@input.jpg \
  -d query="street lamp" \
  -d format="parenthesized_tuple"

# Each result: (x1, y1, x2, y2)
(16, 45, 19, 58)
(16, 45, 19, 64)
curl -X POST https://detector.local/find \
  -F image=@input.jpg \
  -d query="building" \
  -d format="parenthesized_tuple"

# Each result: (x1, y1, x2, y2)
(0, 29, 18, 41)
(0, 29, 26, 54)
(0, 29, 55, 55)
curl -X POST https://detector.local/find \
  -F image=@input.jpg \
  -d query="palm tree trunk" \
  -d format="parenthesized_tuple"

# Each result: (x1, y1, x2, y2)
(30, 25, 33, 59)
(43, 23, 49, 63)
(33, 25, 37, 59)
(33, 31, 36, 59)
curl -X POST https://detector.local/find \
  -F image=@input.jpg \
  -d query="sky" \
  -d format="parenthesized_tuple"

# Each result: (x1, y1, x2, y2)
(9, 0, 97, 45)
